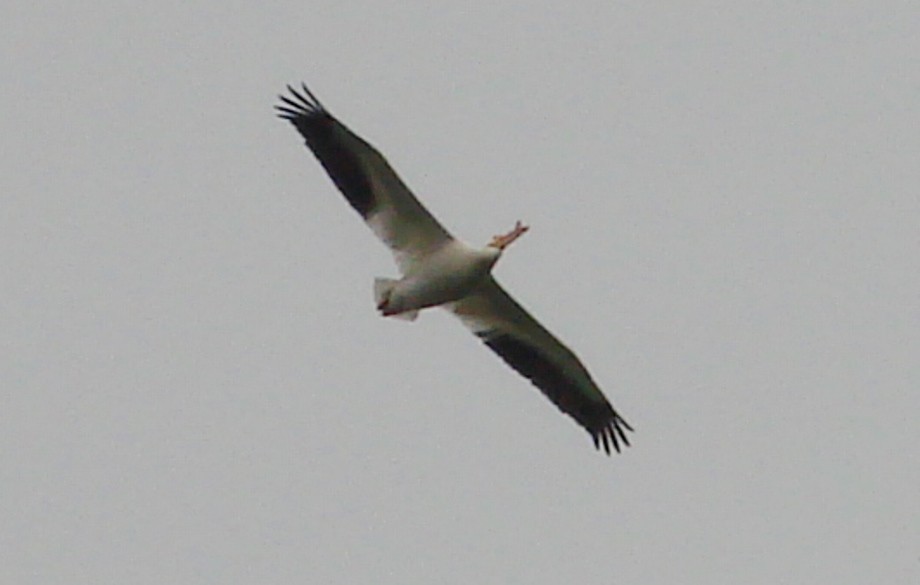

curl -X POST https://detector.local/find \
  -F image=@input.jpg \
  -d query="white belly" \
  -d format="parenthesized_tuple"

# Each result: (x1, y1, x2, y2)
(389, 242, 498, 313)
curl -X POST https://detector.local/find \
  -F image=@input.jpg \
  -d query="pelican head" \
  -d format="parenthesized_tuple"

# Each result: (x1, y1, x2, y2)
(488, 220, 530, 251)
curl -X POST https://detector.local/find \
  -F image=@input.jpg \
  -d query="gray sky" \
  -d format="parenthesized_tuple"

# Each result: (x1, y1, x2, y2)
(3, 2, 918, 583)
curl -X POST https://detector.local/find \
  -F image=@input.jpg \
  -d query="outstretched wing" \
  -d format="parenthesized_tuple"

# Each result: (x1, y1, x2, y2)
(276, 83, 453, 273)
(447, 278, 633, 454)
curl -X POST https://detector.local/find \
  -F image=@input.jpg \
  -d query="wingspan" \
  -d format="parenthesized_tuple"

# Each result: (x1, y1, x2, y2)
(447, 279, 633, 454)
(276, 83, 453, 273)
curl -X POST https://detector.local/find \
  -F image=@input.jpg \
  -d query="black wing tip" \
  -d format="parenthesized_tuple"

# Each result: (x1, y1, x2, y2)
(478, 331, 635, 457)
(274, 81, 329, 122)
(592, 413, 633, 456)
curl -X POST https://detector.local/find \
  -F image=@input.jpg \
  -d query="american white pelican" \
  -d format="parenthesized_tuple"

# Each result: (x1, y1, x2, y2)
(276, 83, 633, 454)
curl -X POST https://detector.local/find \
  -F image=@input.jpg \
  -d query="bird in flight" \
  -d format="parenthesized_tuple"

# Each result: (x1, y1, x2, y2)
(276, 83, 632, 454)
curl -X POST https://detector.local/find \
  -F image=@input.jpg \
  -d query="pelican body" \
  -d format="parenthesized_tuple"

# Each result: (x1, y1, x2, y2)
(376, 240, 501, 319)
(276, 83, 633, 455)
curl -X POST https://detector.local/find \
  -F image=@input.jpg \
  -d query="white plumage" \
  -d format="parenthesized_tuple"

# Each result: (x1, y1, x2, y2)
(276, 83, 632, 454)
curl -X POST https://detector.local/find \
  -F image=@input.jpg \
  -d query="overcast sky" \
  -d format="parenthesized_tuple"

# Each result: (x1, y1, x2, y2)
(3, 2, 918, 583)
